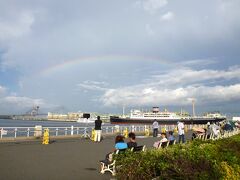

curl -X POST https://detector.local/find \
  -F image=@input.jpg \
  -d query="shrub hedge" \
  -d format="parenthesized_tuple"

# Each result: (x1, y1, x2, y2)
(115, 134, 240, 180)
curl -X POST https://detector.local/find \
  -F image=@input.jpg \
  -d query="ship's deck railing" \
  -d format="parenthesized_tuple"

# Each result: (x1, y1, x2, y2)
(0, 124, 218, 140)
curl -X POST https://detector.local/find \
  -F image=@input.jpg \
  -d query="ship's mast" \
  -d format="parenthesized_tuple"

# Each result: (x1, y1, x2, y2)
(122, 105, 125, 116)
(192, 99, 196, 117)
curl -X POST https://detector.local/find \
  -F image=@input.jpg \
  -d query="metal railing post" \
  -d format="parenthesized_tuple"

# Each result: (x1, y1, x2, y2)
(65, 128, 67, 136)
(1, 128, 3, 139)
(83, 127, 87, 138)
(27, 128, 30, 137)
(131, 125, 134, 132)
(106, 127, 108, 134)
(71, 126, 74, 136)
(14, 128, 17, 138)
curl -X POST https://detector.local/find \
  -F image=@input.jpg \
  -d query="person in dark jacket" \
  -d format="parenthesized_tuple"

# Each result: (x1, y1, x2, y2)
(127, 132, 137, 148)
(94, 116, 102, 142)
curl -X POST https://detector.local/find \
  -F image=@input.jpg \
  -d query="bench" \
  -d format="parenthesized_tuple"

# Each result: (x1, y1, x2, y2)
(100, 148, 127, 176)
(100, 145, 146, 176)
(156, 140, 176, 149)
(131, 145, 146, 152)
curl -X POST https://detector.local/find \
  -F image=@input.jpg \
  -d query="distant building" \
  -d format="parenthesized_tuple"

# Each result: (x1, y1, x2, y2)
(47, 112, 83, 121)
(47, 112, 111, 122)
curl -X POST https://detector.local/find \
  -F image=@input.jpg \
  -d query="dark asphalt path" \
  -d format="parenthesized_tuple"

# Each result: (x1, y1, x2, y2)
(0, 133, 192, 180)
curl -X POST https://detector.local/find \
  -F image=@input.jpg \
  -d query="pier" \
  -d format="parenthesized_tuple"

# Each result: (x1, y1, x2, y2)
(0, 135, 160, 180)
(1, 125, 239, 179)
(0, 124, 199, 140)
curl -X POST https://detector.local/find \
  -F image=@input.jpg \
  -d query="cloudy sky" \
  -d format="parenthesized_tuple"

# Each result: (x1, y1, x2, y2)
(0, 0, 240, 115)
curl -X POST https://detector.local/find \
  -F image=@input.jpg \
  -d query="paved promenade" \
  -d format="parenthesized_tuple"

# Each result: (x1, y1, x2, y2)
(0, 134, 162, 180)
(0, 131, 194, 180)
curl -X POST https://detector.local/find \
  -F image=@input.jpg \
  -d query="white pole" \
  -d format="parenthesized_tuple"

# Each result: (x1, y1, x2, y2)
(71, 126, 74, 136)
(14, 128, 17, 138)
(65, 128, 67, 136)
(106, 127, 108, 134)
(192, 99, 196, 117)
(1, 128, 3, 139)
(27, 128, 30, 137)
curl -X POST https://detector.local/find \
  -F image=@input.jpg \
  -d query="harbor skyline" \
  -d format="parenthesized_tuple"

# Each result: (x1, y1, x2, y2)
(0, 0, 240, 115)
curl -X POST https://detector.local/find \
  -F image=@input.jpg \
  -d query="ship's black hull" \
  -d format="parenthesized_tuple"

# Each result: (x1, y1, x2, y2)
(110, 116, 226, 125)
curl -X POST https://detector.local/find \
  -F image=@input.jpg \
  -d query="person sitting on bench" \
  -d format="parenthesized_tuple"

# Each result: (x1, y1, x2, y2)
(100, 135, 127, 173)
(153, 133, 168, 148)
(115, 135, 128, 150)
(127, 132, 137, 149)
(168, 131, 175, 145)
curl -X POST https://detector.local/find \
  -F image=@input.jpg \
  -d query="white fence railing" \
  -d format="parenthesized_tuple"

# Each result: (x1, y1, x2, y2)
(0, 125, 147, 139)
(0, 124, 212, 140)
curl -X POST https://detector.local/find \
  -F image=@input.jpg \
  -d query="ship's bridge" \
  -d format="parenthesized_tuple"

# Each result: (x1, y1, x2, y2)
(130, 109, 142, 117)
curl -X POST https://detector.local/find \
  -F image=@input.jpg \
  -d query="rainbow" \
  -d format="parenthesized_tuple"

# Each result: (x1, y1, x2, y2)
(38, 55, 172, 76)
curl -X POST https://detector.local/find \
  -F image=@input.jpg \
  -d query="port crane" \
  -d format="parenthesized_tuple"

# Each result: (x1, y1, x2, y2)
(25, 106, 40, 116)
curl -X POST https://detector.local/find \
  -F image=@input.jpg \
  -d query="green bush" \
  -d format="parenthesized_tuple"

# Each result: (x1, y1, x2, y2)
(115, 134, 240, 180)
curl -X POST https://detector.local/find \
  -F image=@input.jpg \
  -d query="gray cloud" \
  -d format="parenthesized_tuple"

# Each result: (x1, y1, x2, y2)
(140, 0, 168, 14)
(100, 66, 240, 107)
(160, 11, 174, 21)
(101, 84, 240, 107)
(1, 0, 240, 69)
(0, 83, 57, 114)
(77, 80, 109, 91)
(2, 96, 45, 107)
(149, 66, 240, 87)
(0, 0, 239, 114)
(0, 85, 6, 96)
(0, 11, 35, 41)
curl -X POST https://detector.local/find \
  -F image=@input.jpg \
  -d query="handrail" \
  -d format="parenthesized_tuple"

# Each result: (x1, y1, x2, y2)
(1, 124, 232, 140)
(0, 125, 147, 139)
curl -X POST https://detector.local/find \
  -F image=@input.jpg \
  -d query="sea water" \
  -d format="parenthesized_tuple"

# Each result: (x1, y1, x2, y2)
(0, 118, 113, 138)
(0, 118, 105, 127)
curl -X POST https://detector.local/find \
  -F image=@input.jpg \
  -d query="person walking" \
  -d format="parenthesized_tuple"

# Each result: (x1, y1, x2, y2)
(177, 121, 185, 143)
(152, 120, 159, 137)
(94, 116, 102, 142)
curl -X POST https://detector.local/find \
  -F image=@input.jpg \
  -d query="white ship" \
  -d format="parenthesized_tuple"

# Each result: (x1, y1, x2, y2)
(110, 107, 226, 124)
(130, 107, 182, 120)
